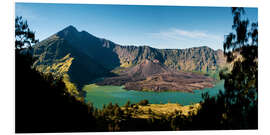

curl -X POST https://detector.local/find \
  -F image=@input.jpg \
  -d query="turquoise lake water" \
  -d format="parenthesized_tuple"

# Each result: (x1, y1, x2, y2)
(83, 80, 225, 109)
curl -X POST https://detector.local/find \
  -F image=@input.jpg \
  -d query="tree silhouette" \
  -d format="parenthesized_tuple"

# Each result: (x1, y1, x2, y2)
(189, 7, 258, 130)
(221, 7, 258, 129)
(15, 16, 38, 50)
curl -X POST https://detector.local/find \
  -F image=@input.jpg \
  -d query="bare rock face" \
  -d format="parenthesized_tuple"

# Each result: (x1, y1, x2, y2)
(114, 46, 227, 73)
(97, 60, 215, 92)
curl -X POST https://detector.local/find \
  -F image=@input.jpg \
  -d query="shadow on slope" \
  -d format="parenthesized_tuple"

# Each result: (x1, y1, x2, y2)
(15, 51, 97, 133)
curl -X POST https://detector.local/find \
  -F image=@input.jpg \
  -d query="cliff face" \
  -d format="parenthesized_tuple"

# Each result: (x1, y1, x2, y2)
(30, 25, 227, 91)
(114, 45, 226, 73)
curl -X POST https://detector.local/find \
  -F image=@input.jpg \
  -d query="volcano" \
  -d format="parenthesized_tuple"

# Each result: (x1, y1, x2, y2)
(97, 59, 215, 92)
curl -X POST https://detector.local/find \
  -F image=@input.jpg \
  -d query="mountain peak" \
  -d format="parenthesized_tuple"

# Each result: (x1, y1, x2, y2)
(56, 25, 79, 38)
(64, 25, 77, 31)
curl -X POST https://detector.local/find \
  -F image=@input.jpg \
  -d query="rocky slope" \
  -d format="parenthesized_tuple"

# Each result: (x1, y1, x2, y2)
(97, 59, 214, 92)
(30, 25, 226, 91)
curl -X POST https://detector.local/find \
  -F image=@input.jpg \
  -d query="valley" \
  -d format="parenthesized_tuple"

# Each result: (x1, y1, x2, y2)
(29, 25, 227, 108)
(30, 25, 227, 92)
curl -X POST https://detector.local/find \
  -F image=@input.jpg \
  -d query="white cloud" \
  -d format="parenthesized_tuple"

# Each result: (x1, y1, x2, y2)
(146, 28, 224, 50)
(148, 28, 223, 41)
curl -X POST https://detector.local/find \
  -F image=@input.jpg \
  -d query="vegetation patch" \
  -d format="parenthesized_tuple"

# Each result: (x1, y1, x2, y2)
(126, 103, 200, 119)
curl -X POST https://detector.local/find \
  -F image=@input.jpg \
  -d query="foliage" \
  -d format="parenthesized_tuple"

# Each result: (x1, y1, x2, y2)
(185, 7, 258, 130)
(220, 7, 258, 129)
(138, 99, 149, 106)
(15, 16, 38, 50)
(223, 8, 258, 62)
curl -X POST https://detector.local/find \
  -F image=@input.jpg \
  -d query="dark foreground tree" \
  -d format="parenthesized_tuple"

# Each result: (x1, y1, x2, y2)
(221, 7, 258, 129)
(15, 16, 38, 50)
(187, 7, 258, 130)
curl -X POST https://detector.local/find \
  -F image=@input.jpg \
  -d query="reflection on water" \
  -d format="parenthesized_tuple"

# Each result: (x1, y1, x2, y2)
(83, 80, 225, 109)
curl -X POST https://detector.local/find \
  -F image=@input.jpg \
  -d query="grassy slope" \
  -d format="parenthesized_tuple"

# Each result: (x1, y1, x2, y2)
(122, 103, 200, 119)
(35, 53, 81, 97)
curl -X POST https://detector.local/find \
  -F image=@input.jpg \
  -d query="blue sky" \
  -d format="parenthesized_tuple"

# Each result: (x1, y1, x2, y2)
(15, 3, 258, 50)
